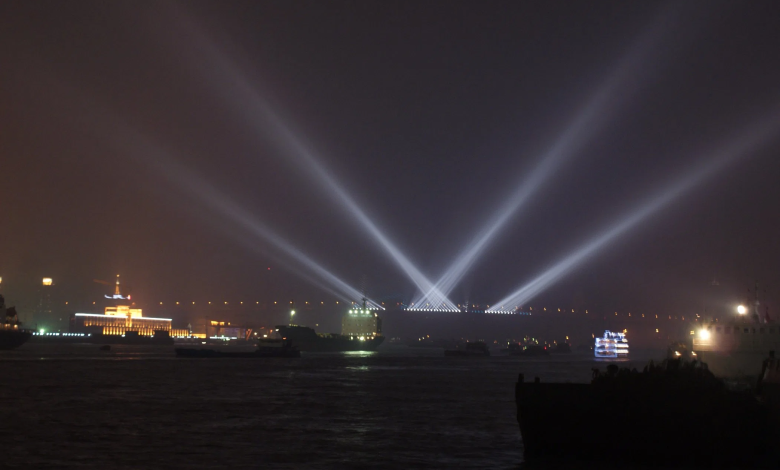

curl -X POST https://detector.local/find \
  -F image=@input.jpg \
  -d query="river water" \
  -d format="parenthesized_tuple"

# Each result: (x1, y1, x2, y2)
(0, 345, 661, 469)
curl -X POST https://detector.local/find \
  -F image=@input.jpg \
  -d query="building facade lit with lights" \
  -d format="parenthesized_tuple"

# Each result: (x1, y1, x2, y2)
(69, 275, 188, 337)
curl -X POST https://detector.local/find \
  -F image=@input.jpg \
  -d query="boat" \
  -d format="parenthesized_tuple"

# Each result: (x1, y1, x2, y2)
(594, 330, 629, 358)
(175, 338, 300, 358)
(444, 341, 490, 357)
(0, 295, 32, 350)
(275, 300, 384, 352)
(693, 296, 780, 379)
(515, 358, 772, 467)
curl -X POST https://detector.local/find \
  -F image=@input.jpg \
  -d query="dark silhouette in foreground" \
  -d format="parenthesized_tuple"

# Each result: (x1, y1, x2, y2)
(517, 357, 774, 468)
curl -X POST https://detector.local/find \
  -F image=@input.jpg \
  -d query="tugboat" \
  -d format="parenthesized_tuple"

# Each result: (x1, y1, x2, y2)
(594, 330, 629, 358)
(515, 358, 771, 467)
(0, 295, 32, 350)
(175, 338, 300, 358)
(444, 341, 490, 357)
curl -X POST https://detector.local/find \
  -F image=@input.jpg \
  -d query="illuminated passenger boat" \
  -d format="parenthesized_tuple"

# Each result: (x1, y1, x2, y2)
(594, 330, 628, 358)
(693, 300, 780, 378)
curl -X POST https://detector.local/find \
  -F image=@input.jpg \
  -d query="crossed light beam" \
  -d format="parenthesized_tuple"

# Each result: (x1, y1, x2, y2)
(170, 12, 458, 311)
(487, 109, 780, 312)
(144, 145, 386, 310)
(87, 106, 385, 309)
(413, 6, 681, 310)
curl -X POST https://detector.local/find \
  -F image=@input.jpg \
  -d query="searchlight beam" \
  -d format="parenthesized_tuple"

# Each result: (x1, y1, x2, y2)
(172, 13, 457, 311)
(488, 110, 780, 311)
(414, 7, 680, 308)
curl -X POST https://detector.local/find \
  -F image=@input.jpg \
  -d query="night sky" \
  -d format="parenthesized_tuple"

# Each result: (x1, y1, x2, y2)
(2, 1, 779, 320)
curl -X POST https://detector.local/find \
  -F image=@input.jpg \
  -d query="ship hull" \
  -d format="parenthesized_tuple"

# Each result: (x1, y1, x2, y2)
(696, 350, 770, 379)
(515, 375, 771, 467)
(175, 348, 300, 358)
(276, 325, 384, 352)
(0, 329, 32, 350)
(288, 336, 384, 352)
(29, 333, 174, 345)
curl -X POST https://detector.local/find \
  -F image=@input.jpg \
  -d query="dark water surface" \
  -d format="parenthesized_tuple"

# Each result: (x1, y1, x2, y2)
(0, 345, 661, 469)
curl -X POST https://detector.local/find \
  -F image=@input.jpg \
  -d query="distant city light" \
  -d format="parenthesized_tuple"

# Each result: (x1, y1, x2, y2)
(737, 305, 747, 314)
(42, 278, 53, 286)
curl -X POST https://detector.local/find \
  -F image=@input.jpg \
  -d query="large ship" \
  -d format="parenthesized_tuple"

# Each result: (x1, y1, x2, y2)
(0, 294, 32, 350)
(275, 300, 384, 352)
(693, 295, 780, 378)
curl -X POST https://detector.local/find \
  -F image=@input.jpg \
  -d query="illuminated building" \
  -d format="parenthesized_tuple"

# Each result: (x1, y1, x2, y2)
(35, 277, 55, 324)
(69, 275, 188, 337)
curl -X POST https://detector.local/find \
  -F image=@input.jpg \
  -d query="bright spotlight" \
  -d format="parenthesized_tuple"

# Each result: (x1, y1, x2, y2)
(737, 305, 747, 315)
(488, 109, 780, 311)
(698, 329, 710, 340)
(414, 8, 680, 308)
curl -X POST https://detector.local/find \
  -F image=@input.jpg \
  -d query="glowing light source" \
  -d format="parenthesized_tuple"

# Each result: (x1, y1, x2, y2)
(42, 278, 53, 286)
(698, 329, 710, 340)
(737, 305, 747, 315)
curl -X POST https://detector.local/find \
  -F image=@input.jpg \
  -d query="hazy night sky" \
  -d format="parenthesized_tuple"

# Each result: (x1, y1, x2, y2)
(1, 0, 779, 318)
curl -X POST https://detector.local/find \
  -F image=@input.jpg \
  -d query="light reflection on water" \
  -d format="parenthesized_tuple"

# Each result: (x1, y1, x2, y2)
(1, 344, 664, 469)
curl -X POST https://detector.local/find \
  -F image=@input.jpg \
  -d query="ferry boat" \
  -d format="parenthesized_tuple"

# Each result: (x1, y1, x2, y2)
(594, 330, 629, 358)
(693, 297, 780, 378)
(0, 295, 32, 350)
